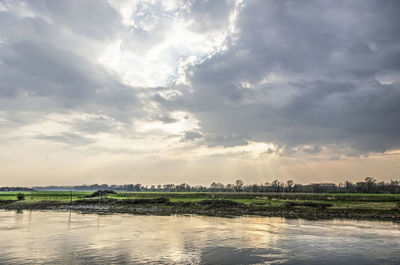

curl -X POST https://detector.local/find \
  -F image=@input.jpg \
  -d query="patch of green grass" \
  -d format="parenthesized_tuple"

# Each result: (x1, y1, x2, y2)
(317, 193, 400, 197)
(0, 191, 91, 201)
(1, 191, 399, 211)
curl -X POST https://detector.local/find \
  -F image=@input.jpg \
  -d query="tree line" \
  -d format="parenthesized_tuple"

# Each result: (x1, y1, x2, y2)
(28, 177, 400, 193)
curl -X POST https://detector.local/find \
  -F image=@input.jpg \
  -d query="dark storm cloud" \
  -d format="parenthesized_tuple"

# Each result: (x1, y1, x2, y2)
(19, 0, 122, 40)
(0, 38, 141, 118)
(160, 0, 400, 154)
(1, 0, 400, 155)
(0, 0, 142, 130)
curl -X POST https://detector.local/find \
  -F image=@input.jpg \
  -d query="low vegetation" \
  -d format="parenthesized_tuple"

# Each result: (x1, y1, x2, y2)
(284, 201, 333, 209)
(84, 190, 116, 198)
(1, 190, 399, 221)
(16, 193, 25, 200)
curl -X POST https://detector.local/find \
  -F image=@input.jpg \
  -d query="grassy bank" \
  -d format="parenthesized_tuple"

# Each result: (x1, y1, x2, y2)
(1, 191, 399, 221)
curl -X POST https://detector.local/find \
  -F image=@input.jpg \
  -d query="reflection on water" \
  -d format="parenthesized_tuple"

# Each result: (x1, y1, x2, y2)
(0, 210, 399, 265)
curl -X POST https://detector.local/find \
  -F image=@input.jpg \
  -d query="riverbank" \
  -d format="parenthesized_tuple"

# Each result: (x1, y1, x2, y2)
(1, 191, 400, 221)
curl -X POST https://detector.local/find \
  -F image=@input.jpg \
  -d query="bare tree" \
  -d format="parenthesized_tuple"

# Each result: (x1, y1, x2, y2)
(286, 180, 294, 192)
(272, 180, 282, 192)
(365, 177, 376, 193)
(235, 179, 244, 192)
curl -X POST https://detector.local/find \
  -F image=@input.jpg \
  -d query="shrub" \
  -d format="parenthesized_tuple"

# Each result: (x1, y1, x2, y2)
(74, 198, 117, 204)
(17, 193, 25, 200)
(84, 190, 117, 198)
(118, 198, 170, 204)
(284, 201, 333, 209)
(198, 199, 243, 208)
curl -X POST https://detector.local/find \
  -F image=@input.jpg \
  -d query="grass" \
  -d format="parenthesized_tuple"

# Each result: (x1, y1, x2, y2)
(0, 191, 91, 201)
(1, 191, 399, 220)
(2, 191, 399, 209)
(316, 193, 400, 197)
(101, 191, 400, 212)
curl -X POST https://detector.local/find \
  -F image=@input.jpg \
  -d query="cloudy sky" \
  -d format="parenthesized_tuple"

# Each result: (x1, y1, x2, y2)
(1, 0, 399, 186)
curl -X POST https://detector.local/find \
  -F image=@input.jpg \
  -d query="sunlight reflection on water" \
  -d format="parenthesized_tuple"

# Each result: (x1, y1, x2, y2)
(0, 210, 399, 265)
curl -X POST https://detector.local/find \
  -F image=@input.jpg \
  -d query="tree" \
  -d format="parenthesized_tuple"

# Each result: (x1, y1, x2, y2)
(389, 180, 399, 193)
(272, 180, 282, 192)
(226, 184, 234, 191)
(163, 184, 175, 191)
(234, 179, 244, 192)
(250, 184, 260, 192)
(210, 182, 224, 191)
(177, 183, 190, 191)
(365, 177, 376, 193)
(345, 181, 355, 193)
(286, 180, 294, 192)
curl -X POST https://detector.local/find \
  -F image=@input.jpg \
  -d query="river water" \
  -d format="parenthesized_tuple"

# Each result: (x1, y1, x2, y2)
(0, 210, 399, 265)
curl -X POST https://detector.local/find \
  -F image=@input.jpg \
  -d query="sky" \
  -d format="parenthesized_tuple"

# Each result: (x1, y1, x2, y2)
(0, 0, 400, 186)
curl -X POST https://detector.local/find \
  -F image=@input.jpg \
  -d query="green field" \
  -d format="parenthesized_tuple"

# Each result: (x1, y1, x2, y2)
(1, 191, 400, 209)
(0, 191, 91, 201)
(1, 191, 399, 221)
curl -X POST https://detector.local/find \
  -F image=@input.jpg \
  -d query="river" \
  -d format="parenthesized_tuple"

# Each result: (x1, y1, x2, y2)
(0, 210, 399, 264)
